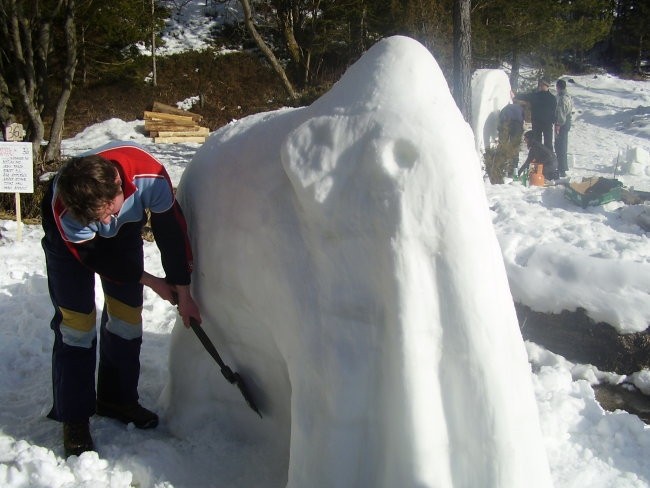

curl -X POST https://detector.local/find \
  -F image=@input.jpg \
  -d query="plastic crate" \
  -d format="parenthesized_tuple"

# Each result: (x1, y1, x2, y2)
(564, 177, 623, 208)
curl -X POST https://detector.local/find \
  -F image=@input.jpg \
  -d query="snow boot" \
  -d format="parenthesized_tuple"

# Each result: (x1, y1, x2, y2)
(63, 420, 94, 457)
(96, 400, 159, 429)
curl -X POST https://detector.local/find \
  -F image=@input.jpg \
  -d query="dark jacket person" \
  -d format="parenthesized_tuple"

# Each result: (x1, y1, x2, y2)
(519, 130, 559, 181)
(516, 78, 557, 150)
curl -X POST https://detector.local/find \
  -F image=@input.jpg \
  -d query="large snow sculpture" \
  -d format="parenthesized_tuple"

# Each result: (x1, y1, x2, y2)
(165, 36, 552, 487)
(471, 69, 512, 156)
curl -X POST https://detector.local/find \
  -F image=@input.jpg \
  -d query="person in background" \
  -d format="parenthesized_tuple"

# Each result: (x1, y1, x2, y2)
(518, 130, 559, 181)
(41, 142, 201, 458)
(516, 78, 557, 150)
(554, 79, 573, 177)
(498, 91, 525, 176)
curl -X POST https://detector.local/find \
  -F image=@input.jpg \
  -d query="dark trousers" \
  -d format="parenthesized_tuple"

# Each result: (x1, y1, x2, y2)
(532, 122, 554, 151)
(555, 123, 570, 175)
(43, 239, 143, 423)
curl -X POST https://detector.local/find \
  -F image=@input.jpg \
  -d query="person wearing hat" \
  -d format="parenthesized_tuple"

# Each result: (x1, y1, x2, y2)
(515, 78, 557, 150)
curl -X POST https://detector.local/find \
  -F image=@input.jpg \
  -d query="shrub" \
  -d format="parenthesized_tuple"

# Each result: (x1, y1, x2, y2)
(484, 122, 521, 184)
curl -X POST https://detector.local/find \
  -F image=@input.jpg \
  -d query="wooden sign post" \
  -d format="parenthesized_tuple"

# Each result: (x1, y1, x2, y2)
(1, 124, 33, 241)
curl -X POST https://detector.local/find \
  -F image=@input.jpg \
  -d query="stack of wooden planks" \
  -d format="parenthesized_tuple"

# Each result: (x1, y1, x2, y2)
(144, 101, 209, 144)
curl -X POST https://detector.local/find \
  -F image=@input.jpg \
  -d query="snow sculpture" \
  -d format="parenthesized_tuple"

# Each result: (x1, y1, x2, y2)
(165, 36, 552, 487)
(471, 69, 512, 156)
(621, 146, 650, 177)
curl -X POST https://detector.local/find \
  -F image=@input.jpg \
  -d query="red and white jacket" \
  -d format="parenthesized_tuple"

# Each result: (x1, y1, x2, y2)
(45, 142, 193, 285)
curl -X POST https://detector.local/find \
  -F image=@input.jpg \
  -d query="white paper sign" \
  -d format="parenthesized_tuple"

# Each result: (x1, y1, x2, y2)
(0, 142, 34, 193)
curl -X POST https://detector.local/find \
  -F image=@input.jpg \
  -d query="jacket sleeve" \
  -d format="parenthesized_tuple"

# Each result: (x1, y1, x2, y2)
(150, 201, 193, 285)
(555, 95, 572, 126)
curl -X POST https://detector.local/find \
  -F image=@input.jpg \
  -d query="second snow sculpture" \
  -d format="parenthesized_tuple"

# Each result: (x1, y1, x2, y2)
(166, 36, 552, 487)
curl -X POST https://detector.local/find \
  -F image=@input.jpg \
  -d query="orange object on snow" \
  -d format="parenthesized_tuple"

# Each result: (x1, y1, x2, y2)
(529, 162, 545, 187)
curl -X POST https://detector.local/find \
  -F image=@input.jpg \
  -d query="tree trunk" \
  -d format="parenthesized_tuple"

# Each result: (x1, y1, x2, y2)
(44, 0, 77, 163)
(1, 0, 74, 162)
(0, 68, 13, 135)
(5, 0, 46, 157)
(1, 0, 79, 163)
(452, 0, 472, 122)
(151, 0, 157, 87)
(637, 32, 644, 73)
(277, 4, 302, 65)
(349, 1, 367, 57)
(80, 25, 87, 86)
(510, 47, 521, 92)
(239, 0, 298, 99)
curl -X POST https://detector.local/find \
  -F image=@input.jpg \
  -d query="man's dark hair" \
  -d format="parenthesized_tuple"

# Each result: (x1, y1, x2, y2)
(524, 130, 534, 141)
(56, 155, 121, 225)
(556, 79, 567, 90)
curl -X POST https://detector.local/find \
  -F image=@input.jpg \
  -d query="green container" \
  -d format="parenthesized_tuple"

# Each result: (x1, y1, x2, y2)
(564, 177, 623, 208)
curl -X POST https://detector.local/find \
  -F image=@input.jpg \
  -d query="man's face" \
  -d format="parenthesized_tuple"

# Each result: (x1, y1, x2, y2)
(95, 171, 124, 224)
(525, 136, 531, 149)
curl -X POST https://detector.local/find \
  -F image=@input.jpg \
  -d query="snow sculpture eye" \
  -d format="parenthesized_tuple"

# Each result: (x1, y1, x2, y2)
(380, 138, 419, 176)
(281, 115, 348, 207)
(281, 114, 419, 218)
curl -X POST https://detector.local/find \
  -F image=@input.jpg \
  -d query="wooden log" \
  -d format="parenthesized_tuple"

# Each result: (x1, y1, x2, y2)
(143, 111, 195, 123)
(151, 101, 202, 122)
(153, 127, 210, 137)
(144, 120, 198, 132)
(153, 136, 206, 144)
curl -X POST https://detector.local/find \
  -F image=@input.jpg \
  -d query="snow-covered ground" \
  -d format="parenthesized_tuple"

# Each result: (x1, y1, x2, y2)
(1, 2, 649, 486)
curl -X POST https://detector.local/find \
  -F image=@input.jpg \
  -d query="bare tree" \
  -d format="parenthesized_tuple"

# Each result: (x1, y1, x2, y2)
(239, 0, 298, 99)
(0, 0, 78, 164)
(452, 0, 471, 122)
(151, 0, 157, 87)
(44, 0, 77, 162)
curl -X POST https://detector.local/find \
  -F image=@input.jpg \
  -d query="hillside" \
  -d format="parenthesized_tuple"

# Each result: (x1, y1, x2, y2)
(1, 50, 306, 221)
(62, 50, 301, 139)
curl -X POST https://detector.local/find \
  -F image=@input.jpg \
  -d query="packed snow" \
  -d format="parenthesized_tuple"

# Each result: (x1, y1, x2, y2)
(1, 2, 650, 487)
(471, 68, 513, 154)
(164, 36, 551, 487)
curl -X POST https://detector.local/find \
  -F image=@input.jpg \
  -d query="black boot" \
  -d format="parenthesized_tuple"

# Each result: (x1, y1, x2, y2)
(96, 399, 158, 429)
(63, 420, 94, 457)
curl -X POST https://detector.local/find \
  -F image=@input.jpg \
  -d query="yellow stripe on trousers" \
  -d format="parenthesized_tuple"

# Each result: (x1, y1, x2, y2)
(105, 295, 143, 340)
(59, 306, 96, 348)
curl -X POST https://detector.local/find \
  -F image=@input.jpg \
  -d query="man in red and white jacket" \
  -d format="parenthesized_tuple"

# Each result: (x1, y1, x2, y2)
(41, 142, 201, 457)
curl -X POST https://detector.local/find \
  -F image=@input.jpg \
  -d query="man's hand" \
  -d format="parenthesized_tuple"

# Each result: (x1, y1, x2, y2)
(172, 284, 202, 328)
(140, 271, 176, 303)
(140, 272, 202, 328)
(555, 123, 560, 135)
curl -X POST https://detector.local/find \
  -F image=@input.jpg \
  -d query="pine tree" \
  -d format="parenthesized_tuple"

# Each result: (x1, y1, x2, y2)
(472, 0, 614, 89)
(610, 0, 649, 74)
(76, 0, 168, 84)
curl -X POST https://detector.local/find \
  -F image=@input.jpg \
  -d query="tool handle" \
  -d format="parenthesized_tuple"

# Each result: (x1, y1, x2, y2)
(188, 318, 263, 418)
(189, 318, 237, 384)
